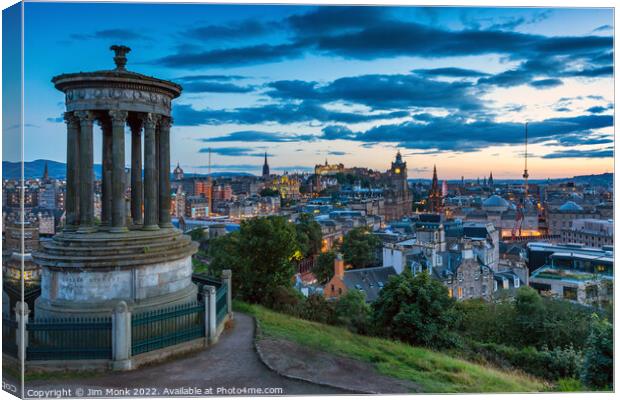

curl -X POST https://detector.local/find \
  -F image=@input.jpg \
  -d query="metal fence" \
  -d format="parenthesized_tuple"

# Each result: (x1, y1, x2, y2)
(26, 317, 112, 360)
(131, 301, 204, 356)
(216, 285, 228, 325)
(2, 313, 18, 358)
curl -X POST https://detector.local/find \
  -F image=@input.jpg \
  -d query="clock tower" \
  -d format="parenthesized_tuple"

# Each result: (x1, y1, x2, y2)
(384, 151, 411, 221)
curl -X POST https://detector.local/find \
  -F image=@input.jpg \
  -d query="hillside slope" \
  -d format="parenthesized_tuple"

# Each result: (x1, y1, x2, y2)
(237, 302, 548, 393)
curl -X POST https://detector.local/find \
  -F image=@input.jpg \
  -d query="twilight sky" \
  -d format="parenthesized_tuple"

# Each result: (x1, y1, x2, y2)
(8, 2, 615, 179)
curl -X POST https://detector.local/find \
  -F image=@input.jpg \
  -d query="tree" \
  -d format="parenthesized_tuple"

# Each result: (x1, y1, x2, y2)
(580, 315, 613, 389)
(312, 251, 336, 284)
(341, 227, 381, 268)
(259, 187, 280, 197)
(208, 216, 301, 305)
(371, 271, 458, 348)
(335, 289, 371, 334)
(295, 213, 323, 258)
(513, 286, 545, 346)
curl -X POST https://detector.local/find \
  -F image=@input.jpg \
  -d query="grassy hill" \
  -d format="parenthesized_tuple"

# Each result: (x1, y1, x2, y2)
(237, 301, 548, 393)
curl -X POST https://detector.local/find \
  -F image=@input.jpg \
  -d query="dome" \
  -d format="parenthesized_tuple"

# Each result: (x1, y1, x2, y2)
(558, 201, 583, 212)
(482, 195, 510, 212)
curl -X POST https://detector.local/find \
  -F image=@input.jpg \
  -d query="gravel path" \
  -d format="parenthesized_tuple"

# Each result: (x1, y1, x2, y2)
(21, 313, 352, 397)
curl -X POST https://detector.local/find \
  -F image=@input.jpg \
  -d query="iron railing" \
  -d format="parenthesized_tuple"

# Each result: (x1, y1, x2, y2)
(131, 301, 204, 356)
(216, 285, 228, 325)
(2, 313, 18, 358)
(26, 317, 112, 360)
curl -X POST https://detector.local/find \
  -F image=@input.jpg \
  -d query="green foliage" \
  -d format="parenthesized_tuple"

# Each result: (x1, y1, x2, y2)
(237, 301, 547, 393)
(312, 251, 336, 284)
(259, 187, 280, 197)
(189, 227, 207, 242)
(456, 288, 595, 351)
(341, 227, 381, 268)
(299, 294, 336, 325)
(295, 213, 323, 258)
(207, 216, 300, 305)
(371, 271, 458, 348)
(580, 315, 613, 390)
(556, 378, 586, 392)
(334, 289, 371, 334)
(462, 340, 582, 381)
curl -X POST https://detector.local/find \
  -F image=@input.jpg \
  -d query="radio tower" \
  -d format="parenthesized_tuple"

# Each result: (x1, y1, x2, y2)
(523, 122, 529, 200)
(207, 147, 212, 217)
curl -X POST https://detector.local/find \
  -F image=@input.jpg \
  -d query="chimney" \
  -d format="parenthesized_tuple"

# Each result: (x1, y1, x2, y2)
(334, 253, 345, 279)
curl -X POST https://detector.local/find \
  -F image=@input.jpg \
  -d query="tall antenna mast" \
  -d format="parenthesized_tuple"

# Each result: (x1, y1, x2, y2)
(523, 122, 529, 200)
(208, 147, 212, 217)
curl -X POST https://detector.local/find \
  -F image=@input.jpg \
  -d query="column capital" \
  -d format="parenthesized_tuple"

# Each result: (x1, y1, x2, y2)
(109, 110, 129, 126)
(63, 112, 79, 127)
(74, 110, 96, 126)
(159, 116, 172, 129)
(142, 113, 161, 130)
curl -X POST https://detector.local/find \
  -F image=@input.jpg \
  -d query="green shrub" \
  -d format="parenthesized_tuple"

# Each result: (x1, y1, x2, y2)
(334, 290, 371, 334)
(580, 315, 613, 390)
(463, 340, 582, 381)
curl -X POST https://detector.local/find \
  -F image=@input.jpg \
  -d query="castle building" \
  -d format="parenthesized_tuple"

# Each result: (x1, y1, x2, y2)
(383, 151, 412, 221)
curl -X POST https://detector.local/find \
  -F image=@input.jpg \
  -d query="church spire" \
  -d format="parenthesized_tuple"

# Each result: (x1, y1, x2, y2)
(262, 151, 270, 178)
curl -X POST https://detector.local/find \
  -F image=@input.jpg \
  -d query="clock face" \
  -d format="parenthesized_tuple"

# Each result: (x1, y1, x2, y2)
(394, 168, 401, 174)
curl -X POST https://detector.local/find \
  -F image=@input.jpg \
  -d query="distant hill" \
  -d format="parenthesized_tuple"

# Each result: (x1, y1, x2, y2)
(2, 159, 254, 180)
(410, 172, 613, 186)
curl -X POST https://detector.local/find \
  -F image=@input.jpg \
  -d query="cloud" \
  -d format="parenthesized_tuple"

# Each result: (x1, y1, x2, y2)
(156, 8, 610, 72)
(586, 106, 607, 114)
(182, 81, 254, 93)
(592, 24, 613, 33)
(412, 67, 489, 77)
(70, 29, 149, 41)
(529, 78, 563, 89)
(202, 130, 317, 143)
(319, 114, 614, 152)
(541, 148, 613, 159)
(198, 147, 271, 157)
(173, 101, 410, 126)
(176, 75, 247, 82)
(266, 74, 484, 111)
(327, 150, 348, 156)
(154, 43, 304, 68)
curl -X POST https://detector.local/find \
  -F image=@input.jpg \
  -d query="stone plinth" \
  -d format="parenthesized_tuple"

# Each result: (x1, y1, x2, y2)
(33, 228, 197, 319)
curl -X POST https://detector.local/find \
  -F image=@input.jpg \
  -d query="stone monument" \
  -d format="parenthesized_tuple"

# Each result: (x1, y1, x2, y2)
(33, 46, 198, 319)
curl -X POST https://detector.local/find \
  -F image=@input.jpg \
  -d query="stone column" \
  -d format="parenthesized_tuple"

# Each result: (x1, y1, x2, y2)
(204, 285, 217, 344)
(221, 269, 233, 316)
(129, 118, 143, 226)
(109, 110, 128, 233)
(158, 117, 172, 228)
(99, 117, 113, 229)
(75, 111, 96, 233)
(63, 112, 80, 231)
(15, 301, 29, 363)
(112, 301, 132, 371)
(142, 113, 160, 230)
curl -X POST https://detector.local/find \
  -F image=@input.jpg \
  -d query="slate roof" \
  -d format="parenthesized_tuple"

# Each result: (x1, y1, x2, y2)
(343, 266, 397, 302)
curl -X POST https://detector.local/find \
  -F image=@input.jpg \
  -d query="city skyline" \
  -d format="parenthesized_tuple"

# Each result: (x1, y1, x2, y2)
(4, 3, 614, 179)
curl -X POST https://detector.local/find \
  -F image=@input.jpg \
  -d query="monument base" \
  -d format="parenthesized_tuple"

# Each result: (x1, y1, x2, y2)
(33, 228, 198, 320)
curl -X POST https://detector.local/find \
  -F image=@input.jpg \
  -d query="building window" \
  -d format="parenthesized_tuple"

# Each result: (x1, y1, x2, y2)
(457, 287, 463, 298)
(514, 277, 520, 288)
(494, 280, 498, 292)
(448, 288, 453, 298)
(331, 284, 335, 293)
(338, 288, 342, 295)
(563, 286, 578, 301)
(482, 284, 487, 295)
